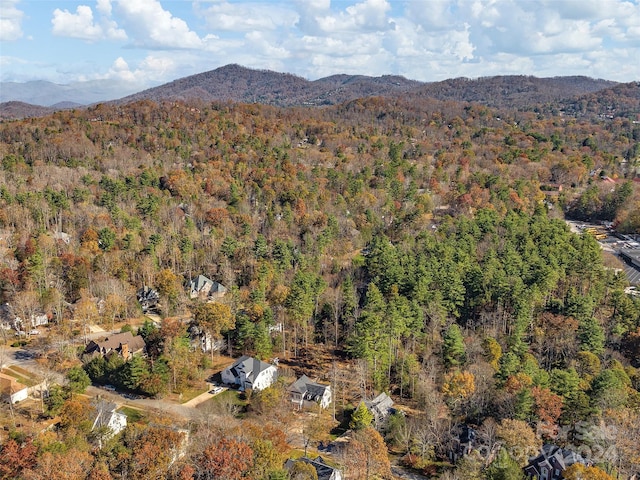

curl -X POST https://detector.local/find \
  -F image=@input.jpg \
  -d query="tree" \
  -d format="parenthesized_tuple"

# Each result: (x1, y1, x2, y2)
(495, 419, 541, 466)
(289, 461, 318, 480)
(121, 355, 150, 391)
(45, 384, 69, 416)
(155, 268, 181, 313)
(75, 290, 98, 343)
(286, 270, 326, 353)
(532, 386, 563, 432)
(562, 464, 615, 480)
(483, 336, 502, 370)
(58, 397, 92, 430)
(590, 368, 629, 409)
(197, 437, 254, 480)
(66, 365, 91, 393)
(342, 427, 392, 480)
(0, 437, 37, 478)
(98, 227, 116, 251)
(577, 316, 605, 355)
(87, 462, 114, 480)
(128, 426, 186, 479)
(192, 301, 234, 362)
(347, 283, 389, 388)
(350, 402, 374, 430)
(442, 323, 466, 369)
(441, 370, 475, 404)
(485, 448, 525, 480)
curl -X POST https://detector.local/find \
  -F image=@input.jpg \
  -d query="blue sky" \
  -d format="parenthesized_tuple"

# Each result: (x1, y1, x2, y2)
(1, 0, 639, 97)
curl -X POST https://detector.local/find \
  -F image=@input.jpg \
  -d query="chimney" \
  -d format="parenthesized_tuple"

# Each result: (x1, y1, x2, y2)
(120, 343, 130, 360)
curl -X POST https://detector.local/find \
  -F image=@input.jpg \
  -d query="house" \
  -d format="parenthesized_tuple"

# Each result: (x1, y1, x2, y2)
(136, 286, 159, 313)
(448, 424, 489, 463)
(0, 371, 29, 404)
(285, 456, 342, 480)
(84, 331, 146, 361)
(188, 275, 227, 300)
(364, 392, 396, 429)
(524, 444, 588, 480)
(221, 355, 277, 391)
(91, 398, 127, 438)
(52, 231, 71, 244)
(11, 313, 48, 331)
(187, 323, 225, 353)
(30, 313, 49, 328)
(288, 375, 332, 410)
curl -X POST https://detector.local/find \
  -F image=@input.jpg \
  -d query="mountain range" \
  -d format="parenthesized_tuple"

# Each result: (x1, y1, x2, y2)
(1, 64, 637, 120)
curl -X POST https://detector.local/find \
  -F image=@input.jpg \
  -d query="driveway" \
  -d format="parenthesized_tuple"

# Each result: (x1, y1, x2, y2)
(182, 386, 227, 408)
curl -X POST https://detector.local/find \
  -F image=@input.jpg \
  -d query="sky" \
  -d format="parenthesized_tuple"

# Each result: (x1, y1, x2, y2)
(1, 0, 640, 97)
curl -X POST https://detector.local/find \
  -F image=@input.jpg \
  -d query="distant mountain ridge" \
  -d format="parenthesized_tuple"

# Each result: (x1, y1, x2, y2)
(0, 101, 55, 121)
(2, 64, 636, 120)
(116, 64, 423, 106)
(116, 64, 617, 109)
(0, 78, 142, 107)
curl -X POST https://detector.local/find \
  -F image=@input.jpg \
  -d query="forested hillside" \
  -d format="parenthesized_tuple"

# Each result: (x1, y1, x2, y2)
(0, 93, 639, 479)
(116, 65, 619, 110)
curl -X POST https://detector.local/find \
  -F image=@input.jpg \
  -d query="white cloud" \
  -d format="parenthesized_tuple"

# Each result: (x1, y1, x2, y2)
(196, 1, 298, 31)
(51, 2, 126, 41)
(115, 0, 203, 49)
(0, 0, 24, 41)
(3, 0, 640, 91)
(76, 54, 177, 86)
(314, 0, 393, 34)
(96, 0, 112, 16)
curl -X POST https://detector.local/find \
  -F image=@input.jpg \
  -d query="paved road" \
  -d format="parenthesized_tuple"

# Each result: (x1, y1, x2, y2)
(1, 343, 213, 422)
(86, 386, 205, 421)
(391, 465, 430, 480)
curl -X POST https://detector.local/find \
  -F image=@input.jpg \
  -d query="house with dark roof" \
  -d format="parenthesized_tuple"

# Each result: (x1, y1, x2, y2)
(364, 392, 396, 429)
(524, 444, 588, 480)
(84, 331, 146, 361)
(188, 275, 227, 300)
(449, 424, 479, 463)
(288, 374, 332, 410)
(221, 355, 277, 391)
(285, 456, 342, 480)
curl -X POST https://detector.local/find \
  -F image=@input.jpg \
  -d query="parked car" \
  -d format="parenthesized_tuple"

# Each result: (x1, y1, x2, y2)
(29, 329, 40, 335)
(103, 384, 116, 391)
(209, 386, 223, 395)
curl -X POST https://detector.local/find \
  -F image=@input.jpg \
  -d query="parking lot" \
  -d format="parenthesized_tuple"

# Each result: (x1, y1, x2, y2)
(620, 259, 640, 285)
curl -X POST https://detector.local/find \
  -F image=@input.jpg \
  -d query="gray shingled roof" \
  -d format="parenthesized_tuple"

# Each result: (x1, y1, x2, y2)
(230, 355, 273, 383)
(289, 374, 330, 402)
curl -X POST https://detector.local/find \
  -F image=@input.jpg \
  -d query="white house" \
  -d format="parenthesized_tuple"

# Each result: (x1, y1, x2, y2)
(288, 375, 332, 410)
(91, 398, 127, 447)
(0, 371, 29, 404)
(221, 355, 277, 391)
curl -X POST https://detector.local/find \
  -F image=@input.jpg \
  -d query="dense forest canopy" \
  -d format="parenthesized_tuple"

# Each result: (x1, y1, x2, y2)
(0, 92, 639, 479)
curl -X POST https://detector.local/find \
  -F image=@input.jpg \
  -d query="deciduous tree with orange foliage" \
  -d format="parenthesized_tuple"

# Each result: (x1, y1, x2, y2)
(195, 437, 254, 480)
(341, 427, 392, 480)
(0, 437, 37, 478)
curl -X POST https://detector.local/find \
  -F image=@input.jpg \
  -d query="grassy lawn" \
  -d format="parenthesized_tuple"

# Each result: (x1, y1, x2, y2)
(176, 384, 208, 404)
(118, 406, 145, 423)
(196, 388, 248, 416)
(2, 365, 40, 387)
